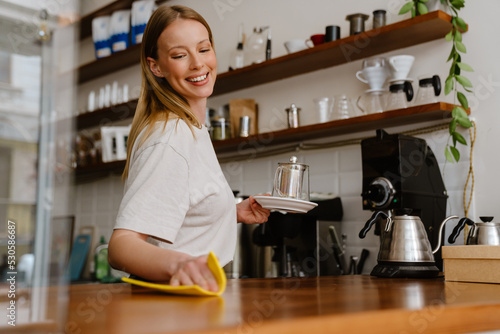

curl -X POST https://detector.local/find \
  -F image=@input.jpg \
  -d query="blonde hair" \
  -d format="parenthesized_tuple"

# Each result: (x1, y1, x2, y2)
(123, 5, 214, 179)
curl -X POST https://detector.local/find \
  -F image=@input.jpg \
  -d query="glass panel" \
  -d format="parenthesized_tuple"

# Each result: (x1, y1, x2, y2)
(0, 0, 79, 332)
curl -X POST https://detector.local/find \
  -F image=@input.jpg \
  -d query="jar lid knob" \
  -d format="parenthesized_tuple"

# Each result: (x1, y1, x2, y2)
(290, 156, 298, 163)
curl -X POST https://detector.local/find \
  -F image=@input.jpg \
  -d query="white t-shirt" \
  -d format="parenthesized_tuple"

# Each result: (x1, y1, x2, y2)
(114, 118, 236, 266)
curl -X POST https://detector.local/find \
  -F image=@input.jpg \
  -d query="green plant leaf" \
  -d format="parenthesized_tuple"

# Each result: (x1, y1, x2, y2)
(417, 2, 429, 14)
(456, 17, 467, 31)
(419, 0, 429, 3)
(447, 47, 457, 62)
(411, 7, 416, 17)
(451, 0, 465, 9)
(452, 106, 468, 118)
(454, 30, 462, 42)
(457, 92, 469, 110)
(453, 131, 468, 145)
(457, 62, 474, 72)
(449, 119, 457, 134)
(399, 1, 414, 14)
(444, 76, 454, 95)
(456, 75, 473, 88)
(450, 146, 460, 162)
(445, 147, 454, 162)
(445, 30, 453, 41)
(455, 41, 467, 53)
(457, 116, 473, 128)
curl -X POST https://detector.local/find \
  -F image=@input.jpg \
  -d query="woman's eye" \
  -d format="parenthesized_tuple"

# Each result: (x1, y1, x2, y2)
(171, 54, 185, 59)
(200, 48, 211, 53)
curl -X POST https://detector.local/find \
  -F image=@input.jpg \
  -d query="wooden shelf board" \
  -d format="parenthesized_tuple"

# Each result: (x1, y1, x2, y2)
(213, 11, 454, 96)
(212, 102, 458, 153)
(78, 44, 142, 84)
(77, 100, 138, 130)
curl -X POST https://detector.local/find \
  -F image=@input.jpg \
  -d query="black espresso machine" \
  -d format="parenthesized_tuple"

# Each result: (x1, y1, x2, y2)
(360, 129, 448, 275)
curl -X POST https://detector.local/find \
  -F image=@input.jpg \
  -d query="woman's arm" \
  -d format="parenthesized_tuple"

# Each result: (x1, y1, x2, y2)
(108, 229, 219, 292)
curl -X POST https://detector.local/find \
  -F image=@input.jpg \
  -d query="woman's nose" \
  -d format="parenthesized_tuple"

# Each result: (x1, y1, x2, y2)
(190, 53, 203, 70)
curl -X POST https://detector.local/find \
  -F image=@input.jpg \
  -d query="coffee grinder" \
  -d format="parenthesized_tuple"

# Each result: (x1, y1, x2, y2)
(360, 129, 448, 275)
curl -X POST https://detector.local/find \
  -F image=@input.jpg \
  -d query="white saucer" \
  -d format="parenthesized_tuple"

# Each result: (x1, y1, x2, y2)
(253, 196, 318, 214)
(389, 78, 414, 83)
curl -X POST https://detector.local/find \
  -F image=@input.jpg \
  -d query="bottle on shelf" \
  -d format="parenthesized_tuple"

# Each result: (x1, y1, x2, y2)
(94, 236, 110, 281)
(244, 26, 269, 66)
(229, 23, 245, 71)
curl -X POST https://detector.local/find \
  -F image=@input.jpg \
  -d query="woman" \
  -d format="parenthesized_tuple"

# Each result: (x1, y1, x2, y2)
(108, 5, 270, 292)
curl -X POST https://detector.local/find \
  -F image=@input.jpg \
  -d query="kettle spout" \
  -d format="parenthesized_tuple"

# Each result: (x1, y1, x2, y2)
(432, 215, 459, 254)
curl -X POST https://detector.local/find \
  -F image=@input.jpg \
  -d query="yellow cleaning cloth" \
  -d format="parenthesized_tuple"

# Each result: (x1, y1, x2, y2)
(121, 251, 227, 296)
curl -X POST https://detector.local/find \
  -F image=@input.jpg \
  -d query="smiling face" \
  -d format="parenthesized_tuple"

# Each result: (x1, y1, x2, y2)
(147, 18, 217, 116)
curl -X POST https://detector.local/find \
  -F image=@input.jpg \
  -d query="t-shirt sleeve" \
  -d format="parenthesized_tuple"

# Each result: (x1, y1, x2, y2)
(114, 142, 189, 244)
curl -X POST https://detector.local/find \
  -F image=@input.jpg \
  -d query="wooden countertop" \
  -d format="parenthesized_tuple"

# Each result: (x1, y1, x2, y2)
(11, 275, 500, 333)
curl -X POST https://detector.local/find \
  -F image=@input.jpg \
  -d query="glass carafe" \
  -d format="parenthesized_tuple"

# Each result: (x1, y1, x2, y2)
(415, 75, 441, 105)
(386, 81, 414, 110)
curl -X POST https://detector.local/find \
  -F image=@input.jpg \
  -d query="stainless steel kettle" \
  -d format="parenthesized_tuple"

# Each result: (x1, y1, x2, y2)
(448, 216, 500, 245)
(359, 209, 469, 278)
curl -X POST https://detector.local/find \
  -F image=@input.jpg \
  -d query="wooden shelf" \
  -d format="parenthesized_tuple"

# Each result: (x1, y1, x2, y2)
(213, 11, 455, 95)
(77, 100, 138, 130)
(78, 44, 142, 84)
(75, 102, 461, 180)
(77, 11, 456, 90)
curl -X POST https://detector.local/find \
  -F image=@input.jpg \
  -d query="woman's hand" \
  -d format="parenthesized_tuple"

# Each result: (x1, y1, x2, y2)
(236, 195, 271, 224)
(169, 254, 219, 292)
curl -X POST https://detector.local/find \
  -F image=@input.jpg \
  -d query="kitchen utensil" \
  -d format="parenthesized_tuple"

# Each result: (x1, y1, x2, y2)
(308, 34, 325, 46)
(467, 217, 500, 245)
(273, 156, 310, 201)
(284, 39, 310, 53)
(415, 75, 441, 105)
(372, 10, 386, 29)
(285, 103, 301, 128)
(313, 97, 334, 123)
(385, 81, 414, 110)
(356, 66, 389, 91)
(253, 196, 317, 213)
(362, 57, 386, 69)
(328, 225, 347, 275)
(239, 116, 251, 137)
(325, 25, 341, 42)
(357, 249, 370, 274)
(388, 55, 415, 81)
(357, 89, 386, 114)
(345, 13, 369, 35)
(332, 95, 355, 119)
(245, 26, 269, 65)
(449, 216, 500, 245)
(359, 209, 467, 278)
(211, 117, 231, 140)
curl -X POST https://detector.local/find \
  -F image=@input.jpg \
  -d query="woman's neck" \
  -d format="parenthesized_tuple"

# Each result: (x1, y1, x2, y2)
(189, 98, 207, 125)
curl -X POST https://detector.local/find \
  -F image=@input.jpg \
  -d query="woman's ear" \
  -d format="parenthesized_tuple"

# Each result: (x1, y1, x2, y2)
(147, 57, 164, 78)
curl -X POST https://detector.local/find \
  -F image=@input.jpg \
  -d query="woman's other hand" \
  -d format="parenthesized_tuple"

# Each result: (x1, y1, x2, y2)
(169, 254, 219, 292)
(236, 195, 271, 224)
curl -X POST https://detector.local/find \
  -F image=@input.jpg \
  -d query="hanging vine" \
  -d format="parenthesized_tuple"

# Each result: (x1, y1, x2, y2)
(399, 0, 473, 162)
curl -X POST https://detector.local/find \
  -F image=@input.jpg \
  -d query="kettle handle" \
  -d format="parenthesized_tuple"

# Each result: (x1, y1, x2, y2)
(359, 211, 388, 239)
(448, 217, 475, 244)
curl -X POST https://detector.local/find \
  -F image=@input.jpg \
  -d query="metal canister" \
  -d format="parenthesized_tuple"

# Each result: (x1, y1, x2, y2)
(285, 103, 301, 128)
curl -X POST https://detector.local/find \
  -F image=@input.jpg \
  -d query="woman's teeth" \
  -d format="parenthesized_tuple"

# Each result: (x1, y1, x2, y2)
(187, 74, 207, 82)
